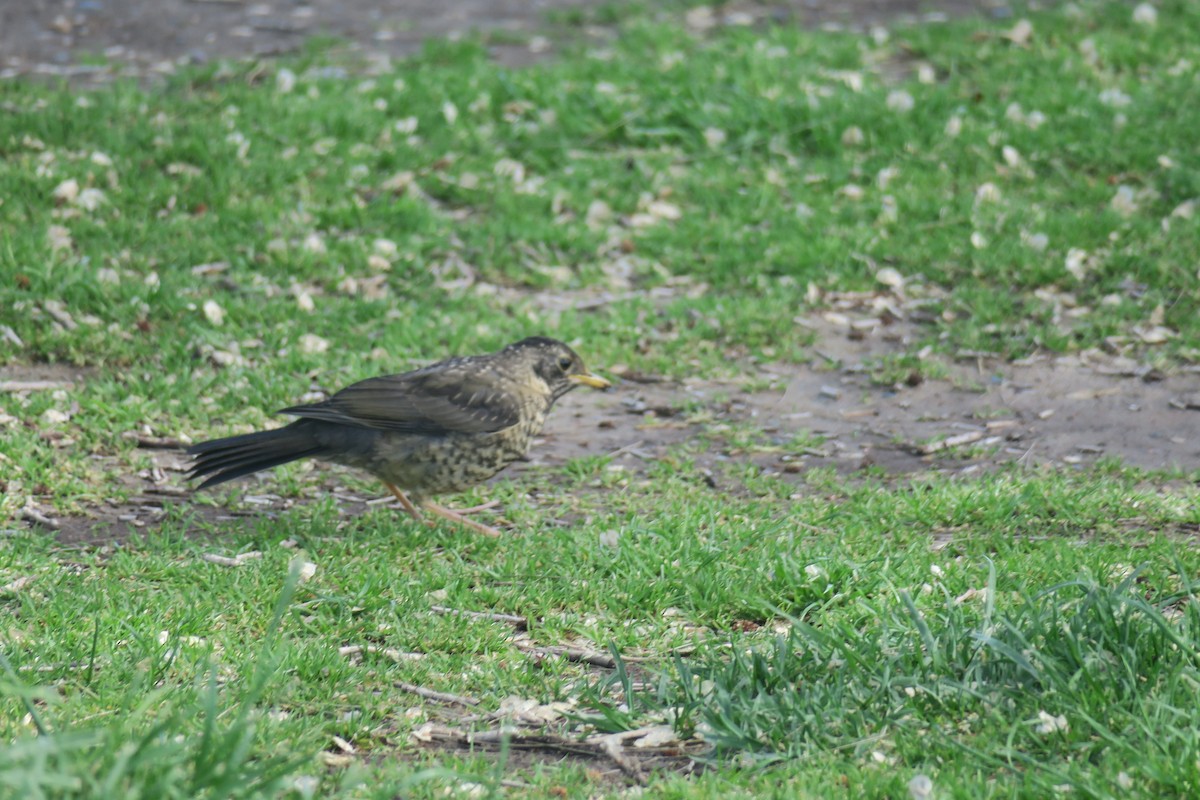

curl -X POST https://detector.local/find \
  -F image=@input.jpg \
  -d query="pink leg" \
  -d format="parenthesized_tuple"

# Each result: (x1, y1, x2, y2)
(422, 501, 504, 538)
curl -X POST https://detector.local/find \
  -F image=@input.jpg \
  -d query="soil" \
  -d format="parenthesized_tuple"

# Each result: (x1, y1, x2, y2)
(2, 0, 1021, 81)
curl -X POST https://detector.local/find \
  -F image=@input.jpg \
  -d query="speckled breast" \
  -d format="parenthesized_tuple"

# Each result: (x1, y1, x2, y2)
(366, 405, 550, 498)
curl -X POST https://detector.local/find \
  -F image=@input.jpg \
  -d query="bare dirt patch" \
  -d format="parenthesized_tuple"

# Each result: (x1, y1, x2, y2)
(530, 319, 1200, 481)
(3, 0, 1025, 82)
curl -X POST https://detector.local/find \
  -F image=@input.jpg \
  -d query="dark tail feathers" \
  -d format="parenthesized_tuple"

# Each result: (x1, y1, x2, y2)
(187, 422, 325, 489)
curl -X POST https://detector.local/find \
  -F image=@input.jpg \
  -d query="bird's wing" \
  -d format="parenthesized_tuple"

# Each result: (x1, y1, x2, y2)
(277, 365, 521, 435)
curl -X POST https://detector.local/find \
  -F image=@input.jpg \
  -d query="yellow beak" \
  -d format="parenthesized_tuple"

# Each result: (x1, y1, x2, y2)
(569, 372, 611, 390)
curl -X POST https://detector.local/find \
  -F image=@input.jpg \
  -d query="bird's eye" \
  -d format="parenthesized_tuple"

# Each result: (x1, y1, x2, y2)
(557, 355, 573, 372)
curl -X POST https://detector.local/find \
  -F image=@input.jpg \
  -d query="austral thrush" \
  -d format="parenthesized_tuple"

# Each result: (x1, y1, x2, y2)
(187, 337, 610, 537)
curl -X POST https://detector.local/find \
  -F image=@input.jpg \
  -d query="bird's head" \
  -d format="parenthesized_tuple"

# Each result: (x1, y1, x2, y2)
(504, 336, 611, 399)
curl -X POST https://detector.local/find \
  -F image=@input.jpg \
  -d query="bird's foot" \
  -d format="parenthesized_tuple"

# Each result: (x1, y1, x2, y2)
(384, 482, 423, 520)
(421, 501, 504, 538)
(383, 482, 504, 537)
(452, 499, 502, 515)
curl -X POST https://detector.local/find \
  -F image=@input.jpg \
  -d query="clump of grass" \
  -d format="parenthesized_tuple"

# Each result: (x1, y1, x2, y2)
(590, 564, 1200, 794)
(0, 564, 314, 799)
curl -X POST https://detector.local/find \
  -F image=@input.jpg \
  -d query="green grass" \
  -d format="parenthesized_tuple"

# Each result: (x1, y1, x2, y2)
(3, 470, 1199, 796)
(3, 1, 1200, 797)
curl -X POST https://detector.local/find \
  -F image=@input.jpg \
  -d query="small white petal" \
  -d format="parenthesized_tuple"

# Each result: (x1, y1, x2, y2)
(76, 188, 106, 211)
(442, 101, 458, 125)
(876, 266, 904, 288)
(1034, 710, 1069, 735)
(841, 126, 865, 146)
(202, 300, 225, 326)
(1099, 88, 1131, 108)
(276, 68, 296, 93)
(1024, 232, 1049, 252)
(944, 115, 962, 137)
(1080, 38, 1100, 66)
(1065, 248, 1090, 280)
(838, 184, 865, 201)
(908, 774, 934, 800)
(493, 158, 525, 183)
(585, 200, 612, 229)
(647, 200, 682, 220)
(886, 90, 915, 113)
(975, 182, 1002, 204)
(1006, 19, 1034, 46)
(52, 178, 80, 203)
(298, 333, 329, 354)
(875, 167, 899, 190)
(46, 225, 73, 252)
(878, 195, 899, 224)
(1109, 185, 1139, 217)
(293, 289, 315, 312)
(703, 127, 726, 149)
(373, 238, 398, 257)
(1132, 3, 1157, 26)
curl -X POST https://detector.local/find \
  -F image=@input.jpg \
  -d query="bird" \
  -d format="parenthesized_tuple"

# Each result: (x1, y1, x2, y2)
(186, 336, 611, 537)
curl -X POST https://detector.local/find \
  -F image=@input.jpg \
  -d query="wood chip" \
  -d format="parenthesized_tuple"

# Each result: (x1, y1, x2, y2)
(1066, 387, 1120, 400)
(338, 644, 424, 663)
(318, 752, 355, 767)
(0, 326, 23, 347)
(1170, 394, 1200, 410)
(43, 302, 78, 330)
(514, 641, 617, 667)
(1, 576, 34, 594)
(393, 681, 480, 707)
(431, 605, 528, 629)
(201, 551, 262, 567)
(20, 508, 60, 530)
(916, 430, 984, 455)
(122, 431, 185, 449)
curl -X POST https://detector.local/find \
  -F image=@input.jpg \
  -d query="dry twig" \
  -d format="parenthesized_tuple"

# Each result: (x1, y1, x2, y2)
(20, 508, 60, 530)
(431, 605, 528, 629)
(394, 681, 480, 707)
